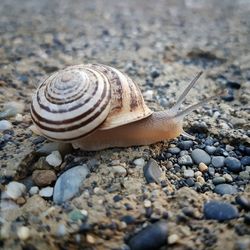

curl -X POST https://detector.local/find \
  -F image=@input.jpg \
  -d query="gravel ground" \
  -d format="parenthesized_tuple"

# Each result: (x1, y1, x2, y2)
(0, 0, 250, 249)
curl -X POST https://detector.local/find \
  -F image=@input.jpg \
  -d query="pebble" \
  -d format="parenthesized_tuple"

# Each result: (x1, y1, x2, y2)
(191, 149, 211, 165)
(56, 224, 66, 237)
(6, 181, 26, 200)
(46, 151, 62, 167)
(0, 120, 12, 131)
(53, 165, 89, 204)
(144, 199, 152, 208)
(17, 226, 30, 240)
(211, 156, 225, 168)
(68, 209, 87, 222)
(212, 176, 226, 185)
(183, 169, 194, 178)
(121, 215, 136, 225)
(196, 176, 205, 184)
(224, 157, 242, 173)
(178, 140, 193, 150)
(178, 155, 193, 166)
(0, 101, 25, 118)
(39, 187, 53, 197)
(143, 159, 162, 184)
(214, 184, 237, 195)
(168, 234, 179, 245)
(133, 158, 145, 167)
(225, 145, 235, 151)
(32, 170, 57, 187)
(223, 173, 233, 182)
(111, 165, 127, 177)
(241, 156, 250, 166)
(235, 195, 250, 210)
(205, 146, 216, 155)
(239, 171, 250, 180)
(204, 200, 239, 221)
(198, 162, 208, 172)
(29, 186, 39, 195)
(128, 221, 168, 250)
(168, 147, 181, 155)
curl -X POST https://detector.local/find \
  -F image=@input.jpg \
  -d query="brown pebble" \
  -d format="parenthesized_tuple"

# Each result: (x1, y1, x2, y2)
(32, 170, 57, 187)
(16, 197, 26, 205)
(198, 162, 208, 173)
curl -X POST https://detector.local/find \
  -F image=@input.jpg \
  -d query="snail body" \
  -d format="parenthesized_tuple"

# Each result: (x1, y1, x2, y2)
(31, 64, 213, 151)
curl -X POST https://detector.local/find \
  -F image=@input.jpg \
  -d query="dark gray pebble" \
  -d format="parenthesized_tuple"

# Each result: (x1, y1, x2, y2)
(128, 221, 168, 250)
(191, 149, 211, 165)
(214, 184, 237, 195)
(204, 200, 239, 221)
(212, 177, 226, 185)
(235, 195, 250, 210)
(241, 156, 250, 166)
(143, 159, 162, 184)
(225, 157, 242, 173)
(244, 213, 250, 225)
(211, 156, 225, 168)
(178, 140, 193, 150)
(121, 215, 136, 225)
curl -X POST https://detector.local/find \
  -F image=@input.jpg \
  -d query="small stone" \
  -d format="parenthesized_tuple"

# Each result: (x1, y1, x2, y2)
(121, 215, 136, 225)
(0, 102, 25, 118)
(32, 170, 57, 187)
(205, 146, 217, 154)
(225, 157, 242, 173)
(86, 234, 95, 244)
(128, 221, 168, 250)
(133, 158, 145, 167)
(0, 120, 12, 131)
(53, 165, 89, 204)
(225, 145, 235, 151)
(241, 156, 250, 166)
(178, 155, 193, 166)
(208, 167, 215, 176)
(39, 187, 53, 197)
(214, 184, 237, 195)
(178, 141, 193, 150)
(211, 156, 225, 168)
(16, 197, 26, 205)
(144, 199, 151, 208)
(143, 159, 162, 184)
(239, 171, 250, 180)
(6, 181, 26, 200)
(196, 176, 205, 184)
(150, 68, 161, 79)
(212, 176, 226, 185)
(235, 195, 250, 210)
(111, 165, 127, 177)
(183, 169, 194, 178)
(168, 147, 181, 154)
(113, 195, 123, 202)
(191, 149, 211, 165)
(15, 114, 23, 122)
(29, 186, 39, 195)
(168, 234, 179, 245)
(56, 224, 66, 237)
(223, 173, 233, 183)
(204, 200, 239, 221)
(22, 195, 48, 214)
(198, 162, 208, 173)
(46, 151, 62, 167)
(17, 226, 30, 240)
(68, 209, 87, 222)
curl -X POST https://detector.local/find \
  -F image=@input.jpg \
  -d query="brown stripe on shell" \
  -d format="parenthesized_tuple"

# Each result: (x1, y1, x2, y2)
(31, 82, 111, 133)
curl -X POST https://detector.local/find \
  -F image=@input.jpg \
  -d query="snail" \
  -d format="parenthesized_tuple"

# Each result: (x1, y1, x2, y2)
(31, 63, 220, 151)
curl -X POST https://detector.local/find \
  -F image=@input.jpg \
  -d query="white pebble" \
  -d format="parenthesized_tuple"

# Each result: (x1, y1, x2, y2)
(17, 226, 30, 240)
(0, 120, 12, 131)
(144, 199, 151, 208)
(29, 186, 39, 195)
(183, 169, 194, 178)
(133, 158, 145, 167)
(46, 151, 62, 167)
(6, 181, 26, 200)
(39, 187, 53, 197)
(168, 234, 179, 244)
(111, 165, 127, 176)
(15, 113, 23, 122)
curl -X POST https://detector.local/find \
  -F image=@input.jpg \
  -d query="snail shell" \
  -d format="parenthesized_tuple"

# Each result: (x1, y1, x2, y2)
(31, 64, 153, 142)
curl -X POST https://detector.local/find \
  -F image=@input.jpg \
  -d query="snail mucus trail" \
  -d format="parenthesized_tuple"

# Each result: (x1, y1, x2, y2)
(31, 64, 220, 151)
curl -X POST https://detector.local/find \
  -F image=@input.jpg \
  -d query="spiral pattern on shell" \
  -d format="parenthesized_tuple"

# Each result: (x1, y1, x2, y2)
(31, 64, 153, 142)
